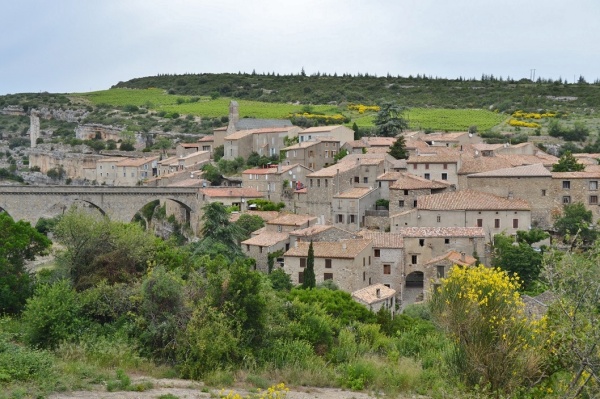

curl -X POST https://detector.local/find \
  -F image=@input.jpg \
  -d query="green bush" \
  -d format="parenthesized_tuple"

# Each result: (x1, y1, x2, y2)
(0, 332, 53, 383)
(21, 280, 85, 349)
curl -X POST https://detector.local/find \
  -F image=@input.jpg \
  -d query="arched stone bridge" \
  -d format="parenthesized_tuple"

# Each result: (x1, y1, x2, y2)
(0, 185, 201, 233)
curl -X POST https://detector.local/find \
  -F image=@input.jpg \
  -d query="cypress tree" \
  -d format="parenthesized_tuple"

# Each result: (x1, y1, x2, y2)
(303, 241, 316, 289)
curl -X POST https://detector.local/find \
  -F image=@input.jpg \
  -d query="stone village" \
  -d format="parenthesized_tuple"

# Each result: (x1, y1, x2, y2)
(3, 101, 598, 313)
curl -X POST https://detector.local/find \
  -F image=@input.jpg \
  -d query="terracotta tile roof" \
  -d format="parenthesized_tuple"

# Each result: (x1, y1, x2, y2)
(377, 172, 406, 181)
(301, 125, 347, 133)
(289, 224, 334, 236)
(241, 231, 289, 247)
(425, 132, 468, 140)
(96, 157, 124, 163)
(365, 147, 391, 154)
(283, 141, 320, 150)
(407, 154, 461, 164)
(357, 231, 404, 248)
(344, 140, 368, 148)
(396, 226, 485, 238)
(390, 173, 451, 190)
(405, 139, 431, 150)
(365, 137, 396, 146)
(352, 284, 396, 304)
(198, 135, 214, 142)
(473, 143, 504, 151)
(242, 164, 300, 175)
(551, 171, 600, 179)
(224, 129, 255, 140)
(306, 154, 387, 177)
(167, 179, 205, 187)
(229, 211, 281, 223)
(284, 239, 372, 259)
(267, 213, 318, 226)
(334, 187, 374, 199)
(116, 156, 159, 167)
(458, 156, 515, 174)
(584, 165, 600, 173)
(200, 187, 263, 198)
(417, 190, 530, 211)
(180, 143, 201, 148)
(424, 250, 477, 266)
(467, 163, 552, 178)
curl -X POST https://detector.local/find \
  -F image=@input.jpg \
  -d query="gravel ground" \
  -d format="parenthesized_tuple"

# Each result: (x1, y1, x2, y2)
(48, 378, 382, 399)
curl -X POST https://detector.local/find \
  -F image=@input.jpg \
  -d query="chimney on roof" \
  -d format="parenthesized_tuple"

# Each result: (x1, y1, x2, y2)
(508, 192, 514, 200)
(277, 164, 281, 173)
(376, 288, 381, 298)
(461, 252, 466, 262)
(342, 242, 347, 250)
(294, 241, 298, 248)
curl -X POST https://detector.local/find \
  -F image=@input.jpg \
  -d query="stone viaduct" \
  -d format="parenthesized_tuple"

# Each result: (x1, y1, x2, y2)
(0, 186, 202, 233)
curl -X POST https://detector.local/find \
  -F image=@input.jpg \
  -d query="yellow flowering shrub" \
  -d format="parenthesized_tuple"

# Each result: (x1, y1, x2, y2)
(430, 265, 547, 394)
(508, 119, 542, 128)
(347, 104, 381, 114)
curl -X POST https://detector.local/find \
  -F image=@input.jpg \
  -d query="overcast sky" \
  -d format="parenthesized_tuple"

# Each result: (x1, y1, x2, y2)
(1, 0, 598, 95)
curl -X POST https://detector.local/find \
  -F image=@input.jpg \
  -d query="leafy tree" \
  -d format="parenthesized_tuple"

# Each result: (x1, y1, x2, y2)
(154, 137, 172, 155)
(302, 241, 316, 289)
(387, 135, 408, 159)
(492, 233, 543, 290)
(53, 208, 158, 290)
(213, 145, 224, 162)
(0, 212, 51, 314)
(552, 151, 585, 172)
(373, 102, 408, 137)
(201, 163, 223, 185)
(85, 139, 105, 153)
(193, 202, 243, 259)
(554, 202, 597, 245)
(268, 268, 292, 291)
(119, 142, 135, 151)
(333, 148, 348, 163)
(246, 151, 261, 167)
(234, 214, 265, 240)
(542, 247, 600, 398)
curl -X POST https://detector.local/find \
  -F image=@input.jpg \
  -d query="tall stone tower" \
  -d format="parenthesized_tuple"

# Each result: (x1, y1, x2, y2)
(29, 111, 40, 148)
(229, 100, 239, 125)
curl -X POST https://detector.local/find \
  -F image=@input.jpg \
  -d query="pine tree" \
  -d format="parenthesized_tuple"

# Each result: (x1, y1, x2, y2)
(302, 241, 316, 289)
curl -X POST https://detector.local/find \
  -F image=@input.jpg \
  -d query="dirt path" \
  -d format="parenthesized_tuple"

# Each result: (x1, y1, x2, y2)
(48, 377, 379, 399)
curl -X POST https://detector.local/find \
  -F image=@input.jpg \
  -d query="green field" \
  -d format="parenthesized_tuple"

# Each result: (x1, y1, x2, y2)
(353, 108, 507, 131)
(79, 88, 507, 131)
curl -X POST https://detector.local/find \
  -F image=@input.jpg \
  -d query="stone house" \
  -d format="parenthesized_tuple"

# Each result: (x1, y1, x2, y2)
(30, 150, 102, 181)
(342, 137, 397, 155)
(457, 152, 558, 188)
(197, 135, 215, 154)
(241, 231, 290, 273)
(241, 163, 313, 203)
(423, 250, 478, 300)
(352, 284, 397, 314)
(224, 126, 301, 160)
(395, 226, 486, 302)
(288, 224, 358, 246)
(420, 132, 481, 148)
(176, 143, 203, 157)
(551, 171, 600, 222)
(265, 213, 319, 233)
(391, 190, 531, 238)
(357, 231, 404, 292)
(406, 153, 461, 187)
(283, 137, 342, 171)
(303, 153, 393, 223)
(91, 156, 159, 186)
(332, 187, 379, 231)
(157, 151, 210, 176)
(465, 164, 554, 228)
(283, 239, 373, 292)
(298, 125, 354, 145)
(388, 173, 452, 215)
